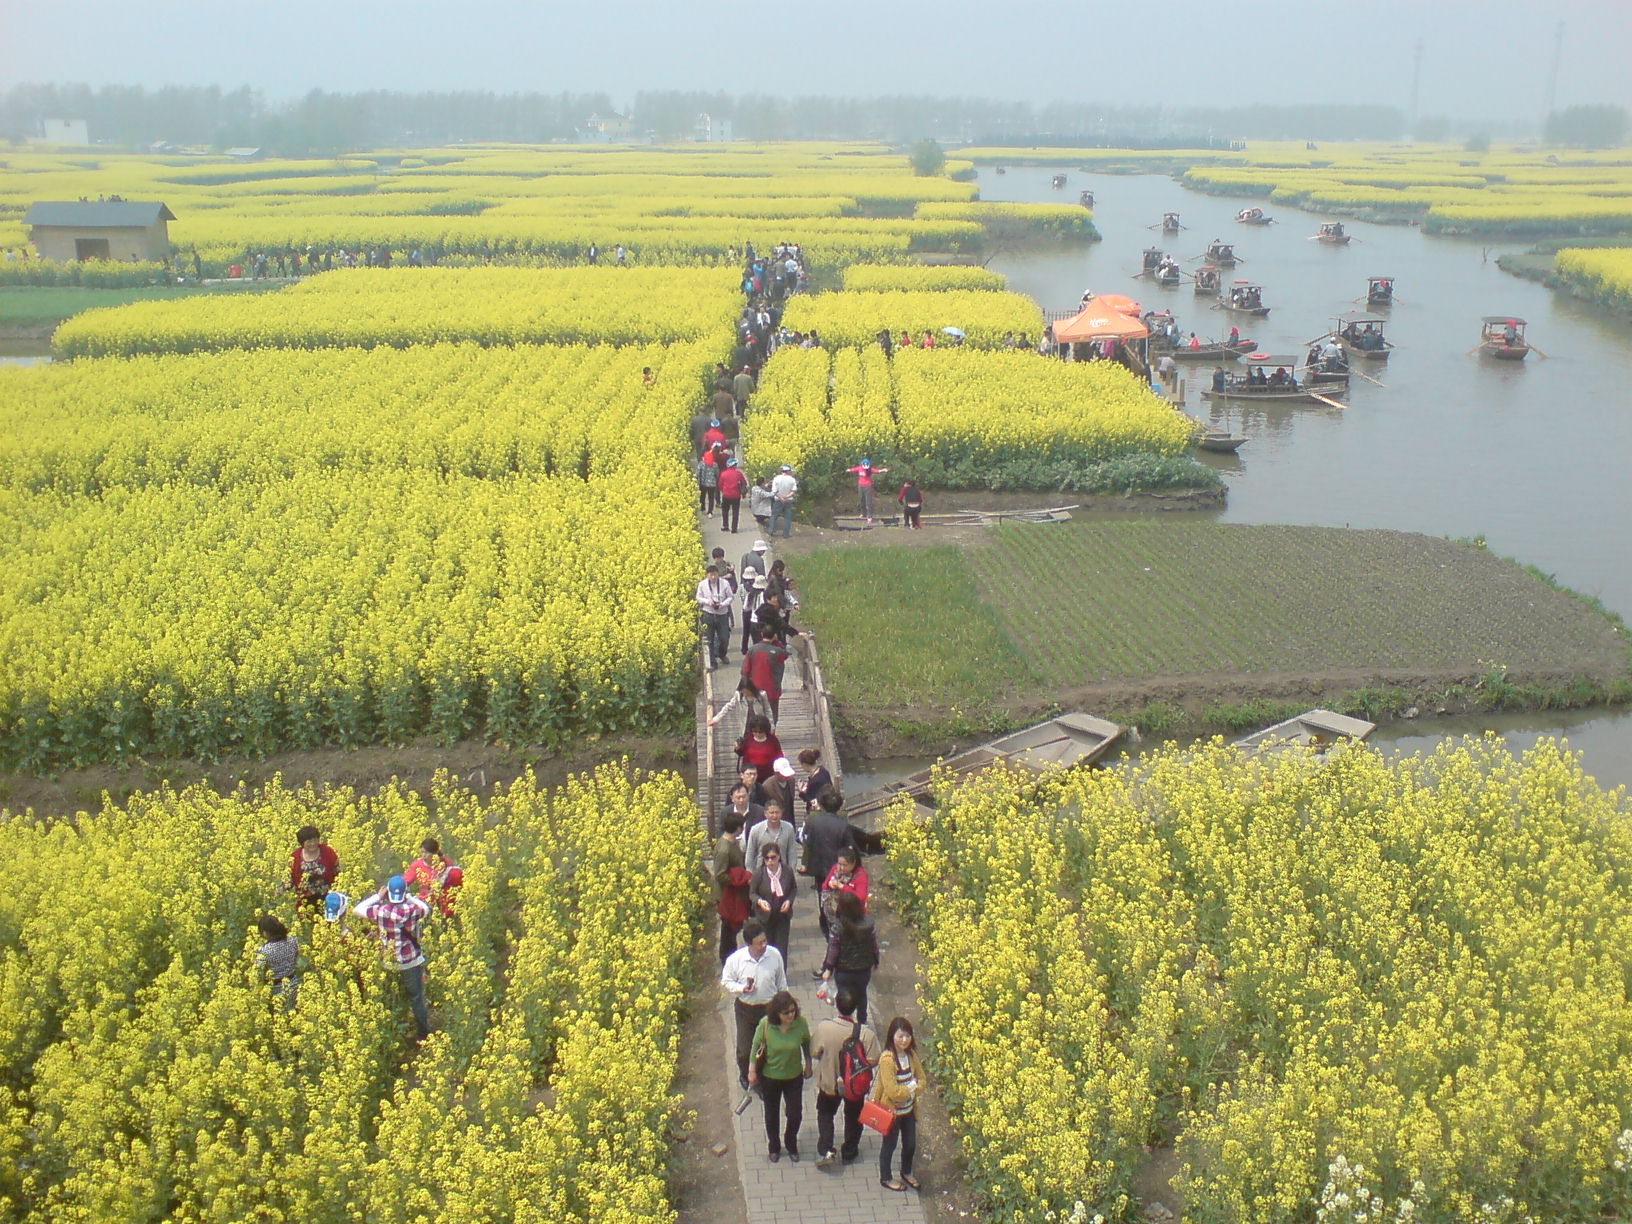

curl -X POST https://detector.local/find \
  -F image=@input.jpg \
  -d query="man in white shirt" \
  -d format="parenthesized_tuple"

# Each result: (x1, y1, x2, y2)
(770, 466, 798, 539)
(721, 922, 789, 1088)
(695, 564, 735, 669)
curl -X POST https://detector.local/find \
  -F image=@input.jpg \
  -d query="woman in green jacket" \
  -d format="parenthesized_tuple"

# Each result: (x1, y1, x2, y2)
(873, 1016, 925, 1191)
(748, 989, 812, 1161)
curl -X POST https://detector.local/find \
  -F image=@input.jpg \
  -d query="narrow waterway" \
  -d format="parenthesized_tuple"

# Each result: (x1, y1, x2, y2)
(974, 166, 1632, 790)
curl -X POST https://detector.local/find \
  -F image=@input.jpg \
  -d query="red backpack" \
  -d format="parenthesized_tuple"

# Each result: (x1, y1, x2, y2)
(838, 1022, 873, 1102)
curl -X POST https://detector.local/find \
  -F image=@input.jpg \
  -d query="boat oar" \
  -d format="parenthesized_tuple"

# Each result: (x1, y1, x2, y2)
(1306, 389, 1348, 409)
(1528, 344, 1551, 359)
(1466, 343, 1490, 356)
(1349, 367, 1387, 387)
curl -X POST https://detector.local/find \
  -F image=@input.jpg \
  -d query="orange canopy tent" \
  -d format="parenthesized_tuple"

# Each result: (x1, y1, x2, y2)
(1051, 306, 1151, 343)
(1087, 293, 1144, 317)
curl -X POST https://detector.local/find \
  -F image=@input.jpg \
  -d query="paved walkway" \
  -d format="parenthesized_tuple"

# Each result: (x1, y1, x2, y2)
(696, 511, 927, 1224)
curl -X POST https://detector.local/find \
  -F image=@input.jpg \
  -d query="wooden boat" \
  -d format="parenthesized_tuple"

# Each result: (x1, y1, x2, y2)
(1301, 361, 1351, 387)
(1194, 265, 1222, 295)
(843, 712, 1125, 821)
(1365, 275, 1395, 307)
(1236, 206, 1274, 225)
(1161, 211, 1183, 233)
(1182, 413, 1249, 452)
(1154, 263, 1182, 287)
(1335, 311, 1392, 361)
(994, 166, 1006, 175)
(1202, 357, 1343, 404)
(1079, 189, 1094, 208)
(1203, 240, 1237, 266)
(1314, 221, 1352, 245)
(835, 504, 1078, 531)
(1170, 339, 1256, 361)
(1051, 173, 1068, 189)
(1477, 316, 1530, 360)
(1216, 280, 1269, 316)
(1231, 708, 1376, 756)
(1140, 247, 1165, 273)
(1202, 385, 1341, 404)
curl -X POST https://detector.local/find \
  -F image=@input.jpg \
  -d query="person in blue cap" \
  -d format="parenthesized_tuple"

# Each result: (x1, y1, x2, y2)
(355, 875, 433, 1039)
(844, 459, 890, 522)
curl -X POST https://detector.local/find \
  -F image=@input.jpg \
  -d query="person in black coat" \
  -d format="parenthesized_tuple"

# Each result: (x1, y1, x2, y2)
(750, 843, 798, 966)
(801, 787, 857, 942)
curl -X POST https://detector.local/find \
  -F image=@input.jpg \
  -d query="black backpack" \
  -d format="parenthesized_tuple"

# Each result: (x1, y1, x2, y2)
(838, 1022, 873, 1102)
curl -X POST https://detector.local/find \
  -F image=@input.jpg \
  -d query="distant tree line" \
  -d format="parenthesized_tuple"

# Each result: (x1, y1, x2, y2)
(0, 84, 615, 154)
(2, 83, 1625, 153)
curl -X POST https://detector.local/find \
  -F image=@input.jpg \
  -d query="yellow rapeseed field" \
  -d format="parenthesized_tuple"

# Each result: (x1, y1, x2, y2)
(1, 766, 701, 1224)
(888, 737, 1632, 1224)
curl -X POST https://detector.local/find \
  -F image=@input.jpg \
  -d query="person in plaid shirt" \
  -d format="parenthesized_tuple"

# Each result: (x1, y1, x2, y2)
(355, 875, 432, 1039)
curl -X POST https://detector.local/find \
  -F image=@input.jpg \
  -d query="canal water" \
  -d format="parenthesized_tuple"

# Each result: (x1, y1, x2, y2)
(967, 166, 1632, 791)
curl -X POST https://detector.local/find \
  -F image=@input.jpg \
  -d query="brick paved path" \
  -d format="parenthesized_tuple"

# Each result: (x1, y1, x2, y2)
(697, 512, 927, 1224)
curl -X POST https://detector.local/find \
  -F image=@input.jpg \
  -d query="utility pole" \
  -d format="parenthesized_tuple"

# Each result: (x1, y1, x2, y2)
(1408, 39, 1423, 139)
(1544, 21, 1565, 130)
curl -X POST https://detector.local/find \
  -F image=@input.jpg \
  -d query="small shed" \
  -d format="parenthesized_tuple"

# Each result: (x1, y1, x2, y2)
(25, 201, 177, 262)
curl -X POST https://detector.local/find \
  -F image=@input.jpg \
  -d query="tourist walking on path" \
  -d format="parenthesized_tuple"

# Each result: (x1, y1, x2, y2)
(732, 365, 756, 414)
(288, 825, 340, 910)
(717, 781, 763, 837)
(796, 746, 834, 815)
(811, 987, 880, 1167)
(697, 450, 722, 514)
(873, 1017, 925, 1191)
(750, 476, 774, 533)
(718, 458, 748, 533)
(741, 627, 791, 721)
(845, 459, 889, 520)
(748, 990, 813, 1162)
(721, 921, 788, 1088)
(897, 478, 924, 529)
(696, 564, 735, 669)
(735, 714, 783, 786)
(805, 802, 857, 937)
(771, 465, 798, 538)
(355, 876, 433, 1040)
(822, 845, 871, 919)
(739, 538, 770, 584)
(713, 813, 753, 964)
(757, 760, 798, 834)
(745, 799, 798, 879)
(819, 890, 880, 1023)
(749, 841, 797, 966)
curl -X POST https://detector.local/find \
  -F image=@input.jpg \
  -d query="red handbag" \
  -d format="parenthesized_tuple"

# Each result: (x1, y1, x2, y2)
(859, 1097, 895, 1135)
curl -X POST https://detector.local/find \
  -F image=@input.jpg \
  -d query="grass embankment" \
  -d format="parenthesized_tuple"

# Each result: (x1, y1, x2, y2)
(795, 521, 1631, 749)
(0, 282, 282, 331)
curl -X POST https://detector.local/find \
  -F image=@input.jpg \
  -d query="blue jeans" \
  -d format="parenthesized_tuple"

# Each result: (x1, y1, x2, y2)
(772, 499, 794, 538)
(396, 962, 430, 1037)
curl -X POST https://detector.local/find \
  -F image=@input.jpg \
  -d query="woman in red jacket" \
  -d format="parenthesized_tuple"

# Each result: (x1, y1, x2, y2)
(288, 825, 340, 909)
(735, 715, 783, 787)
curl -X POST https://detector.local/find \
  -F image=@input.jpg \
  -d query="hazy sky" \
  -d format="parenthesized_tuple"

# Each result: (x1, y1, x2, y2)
(6, 0, 1630, 116)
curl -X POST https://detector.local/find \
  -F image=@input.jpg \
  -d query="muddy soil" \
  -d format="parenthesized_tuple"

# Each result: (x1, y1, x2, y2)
(836, 663, 1618, 759)
(0, 730, 693, 820)
(672, 942, 750, 1224)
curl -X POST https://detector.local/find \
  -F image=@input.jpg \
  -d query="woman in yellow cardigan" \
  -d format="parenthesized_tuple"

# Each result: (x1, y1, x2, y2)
(871, 1016, 925, 1191)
